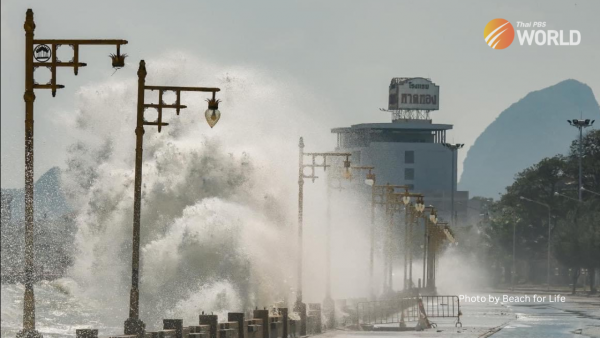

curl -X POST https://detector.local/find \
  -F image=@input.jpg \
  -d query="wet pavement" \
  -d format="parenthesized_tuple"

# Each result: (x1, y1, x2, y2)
(325, 292, 600, 338)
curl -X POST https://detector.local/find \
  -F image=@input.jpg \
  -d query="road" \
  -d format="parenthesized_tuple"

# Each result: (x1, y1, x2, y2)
(328, 292, 600, 338)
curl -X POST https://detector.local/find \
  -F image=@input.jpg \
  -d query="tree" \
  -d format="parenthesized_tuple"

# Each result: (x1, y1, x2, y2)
(484, 130, 600, 289)
(552, 200, 600, 294)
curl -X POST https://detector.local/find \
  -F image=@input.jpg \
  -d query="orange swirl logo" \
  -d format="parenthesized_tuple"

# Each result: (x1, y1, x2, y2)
(484, 19, 515, 49)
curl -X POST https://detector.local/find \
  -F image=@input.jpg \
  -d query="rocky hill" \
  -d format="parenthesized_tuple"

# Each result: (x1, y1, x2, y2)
(459, 79, 600, 198)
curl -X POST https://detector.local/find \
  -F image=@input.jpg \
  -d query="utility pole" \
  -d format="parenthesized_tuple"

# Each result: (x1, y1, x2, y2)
(567, 119, 594, 201)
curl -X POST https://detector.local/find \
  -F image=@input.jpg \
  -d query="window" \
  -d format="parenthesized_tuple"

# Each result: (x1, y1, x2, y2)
(406, 184, 414, 191)
(405, 151, 414, 164)
(405, 168, 414, 180)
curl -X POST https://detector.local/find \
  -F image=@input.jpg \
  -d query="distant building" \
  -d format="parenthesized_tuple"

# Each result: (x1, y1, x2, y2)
(331, 78, 469, 224)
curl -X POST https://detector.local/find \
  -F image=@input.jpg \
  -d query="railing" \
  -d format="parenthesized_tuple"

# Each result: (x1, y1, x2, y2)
(356, 295, 462, 329)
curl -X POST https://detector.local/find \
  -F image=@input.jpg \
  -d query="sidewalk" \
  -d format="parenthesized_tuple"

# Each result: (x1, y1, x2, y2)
(322, 293, 514, 338)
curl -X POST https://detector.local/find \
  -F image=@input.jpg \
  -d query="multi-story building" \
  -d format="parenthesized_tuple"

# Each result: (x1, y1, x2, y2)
(331, 118, 469, 225)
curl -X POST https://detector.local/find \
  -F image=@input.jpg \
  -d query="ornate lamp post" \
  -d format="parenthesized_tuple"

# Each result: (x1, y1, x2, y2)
(359, 168, 379, 300)
(125, 60, 221, 336)
(426, 221, 454, 291)
(374, 184, 411, 294)
(19, 9, 128, 338)
(442, 143, 464, 226)
(567, 119, 595, 201)
(297, 138, 350, 335)
(403, 195, 425, 290)
(321, 165, 374, 327)
(420, 206, 437, 290)
(389, 191, 424, 291)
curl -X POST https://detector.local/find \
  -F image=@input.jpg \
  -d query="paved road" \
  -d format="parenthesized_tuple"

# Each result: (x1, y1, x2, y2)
(326, 293, 600, 338)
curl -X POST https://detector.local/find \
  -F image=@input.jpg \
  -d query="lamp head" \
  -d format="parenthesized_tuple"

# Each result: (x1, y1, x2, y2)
(110, 53, 127, 69)
(342, 158, 352, 179)
(205, 98, 221, 128)
(109, 45, 127, 69)
(365, 172, 376, 186)
(342, 168, 353, 180)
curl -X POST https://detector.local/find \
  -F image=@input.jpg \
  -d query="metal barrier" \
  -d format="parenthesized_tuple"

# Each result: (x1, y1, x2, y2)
(356, 295, 462, 329)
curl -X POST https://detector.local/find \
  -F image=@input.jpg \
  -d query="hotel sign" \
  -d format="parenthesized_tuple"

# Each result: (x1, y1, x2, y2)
(388, 77, 439, 111)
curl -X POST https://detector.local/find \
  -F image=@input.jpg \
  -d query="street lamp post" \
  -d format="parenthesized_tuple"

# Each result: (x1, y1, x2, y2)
(408, 196, 425, 290)
(322, 165, 374, 326)
(365, 173, 377, 299)
(382, 185, 410, 294)
(427, 221, 453, 290)
(520, 196, 552, 291)
(370, 184, 411, 295)
(391, 191, 423, 290)
(581, 186, 600, 197)
(567, 119, 595, 201)
(19, 9, 127, 338)
(512, 221, 516, 291)
(297, 138, 350, 334)
(554, 191, 581, 203)
(442, 143, 464, 227)
(125, 60, 221, 336)
(421, 207, 438, 290)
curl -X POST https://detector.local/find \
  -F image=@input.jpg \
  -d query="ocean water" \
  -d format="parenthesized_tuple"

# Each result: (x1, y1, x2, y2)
(1, 52, 376, 336)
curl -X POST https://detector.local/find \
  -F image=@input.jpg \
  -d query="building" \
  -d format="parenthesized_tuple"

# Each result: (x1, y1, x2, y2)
(330, 78, 468, 224)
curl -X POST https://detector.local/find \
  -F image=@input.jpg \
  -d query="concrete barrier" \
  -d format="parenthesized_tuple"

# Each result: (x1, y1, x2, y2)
(200, 314, 219, 338)
(145, 330, 177, 338)
(268, 315, 283, 338)
(228, 312, 246, 338)
(188, 325, 211, 338)
(218, 321, 239, 338)
(253, 309, 270, 338)
(80, 303, 329, 338)
(277, 308, 288, 338)
(76, 329, 99, 338)
(307, 303, 322, 334)
(245, 318, 263, 338)
(288, 319, 300, 338)
(163, 319, 184, 338)
(298, 303, 307, 336)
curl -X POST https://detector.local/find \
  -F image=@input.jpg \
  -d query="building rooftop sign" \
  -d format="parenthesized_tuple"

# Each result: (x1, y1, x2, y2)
(388, 77, 440, 111)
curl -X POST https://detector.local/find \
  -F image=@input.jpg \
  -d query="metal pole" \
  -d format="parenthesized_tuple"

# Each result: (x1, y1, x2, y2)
(451, 150, 456, 227)
(388, 208, 394, 292)
(547, 207, 551, 291)
(296, 137, 304, 309)
(403, 205, 408, 290)
(323, 182, 335, 328)
(383, 200, 389, 293)
(422, 219, 427, 289)
(21, 9, 40, 337)
(369, 186, 375, 299)
(325, 183, 332, 300)
(408, 209, 413, 289)
(578, 127, 583, 202)
(512, 222, 516, 291)
(125, 60, 147, 336)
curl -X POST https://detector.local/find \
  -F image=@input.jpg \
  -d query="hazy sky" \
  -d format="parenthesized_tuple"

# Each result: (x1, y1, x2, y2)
(2, 0, 599, 188)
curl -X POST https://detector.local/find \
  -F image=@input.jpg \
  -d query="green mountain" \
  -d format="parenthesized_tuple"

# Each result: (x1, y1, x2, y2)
(459, 79, 600, 198)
